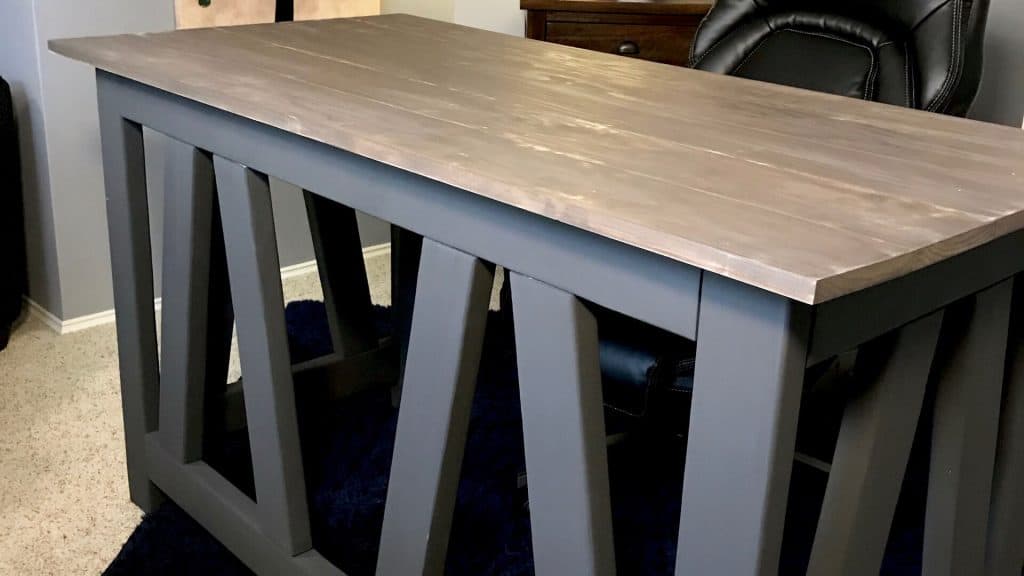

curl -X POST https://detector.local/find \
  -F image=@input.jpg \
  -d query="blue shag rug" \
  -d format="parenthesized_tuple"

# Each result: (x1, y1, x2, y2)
(104, 301, 928, 575)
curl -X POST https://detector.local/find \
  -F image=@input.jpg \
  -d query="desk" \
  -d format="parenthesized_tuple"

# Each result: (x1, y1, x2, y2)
(53, 15, 1024, 576)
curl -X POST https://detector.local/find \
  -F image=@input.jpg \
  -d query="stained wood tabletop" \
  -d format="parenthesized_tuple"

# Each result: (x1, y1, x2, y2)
(51, 15, 1024, 304)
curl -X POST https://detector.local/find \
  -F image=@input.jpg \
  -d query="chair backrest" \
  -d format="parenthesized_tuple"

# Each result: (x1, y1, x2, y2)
(0, 76, 27, 333)
(689, 0, 990, 115)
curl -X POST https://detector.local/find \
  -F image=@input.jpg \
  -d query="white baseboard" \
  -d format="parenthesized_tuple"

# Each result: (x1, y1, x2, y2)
(279, 259, 320, 281)
(26, 242, 391, 336)
(22, 298, 66, 334)
(360, 242, 392, 261)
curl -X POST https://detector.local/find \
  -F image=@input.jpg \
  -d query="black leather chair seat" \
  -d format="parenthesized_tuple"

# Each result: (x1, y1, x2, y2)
(693, 10, 904, 102)
(596, 307, 695, 435)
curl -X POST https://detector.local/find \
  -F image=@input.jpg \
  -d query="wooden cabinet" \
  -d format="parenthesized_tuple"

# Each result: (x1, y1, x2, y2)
(522, 0, 712, 67)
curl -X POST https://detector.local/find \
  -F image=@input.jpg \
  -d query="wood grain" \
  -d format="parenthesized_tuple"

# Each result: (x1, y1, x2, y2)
(174, 0, 276, 29)
(50, 15, 1024, 304)
(521, 0, 712, 16)
(293, 0, 380, 20)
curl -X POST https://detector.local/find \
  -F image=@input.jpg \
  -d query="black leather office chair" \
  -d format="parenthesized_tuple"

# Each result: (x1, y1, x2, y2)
(690, 0, 990, 115)
(590, 0, 992, 435)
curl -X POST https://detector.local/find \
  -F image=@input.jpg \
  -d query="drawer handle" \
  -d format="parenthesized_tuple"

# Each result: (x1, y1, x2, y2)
(618, 40, 640, 55)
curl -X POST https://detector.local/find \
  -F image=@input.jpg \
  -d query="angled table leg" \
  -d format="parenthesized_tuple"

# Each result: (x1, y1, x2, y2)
(807, 311, 943, 576)
(676, 273, 811, 576)
(201, 194, 238, 454)
(391, 225, 423, 383)
(214, 156, 312, 556)
(377, 239, 494, 576)
(986, 279, 1024, 576)
(510, 273, 616, 576)
(158, 140, 231, 463)
(924, 280, 1013, 576)
(97, 94, 163, 512)
(304, 191, 376, 358)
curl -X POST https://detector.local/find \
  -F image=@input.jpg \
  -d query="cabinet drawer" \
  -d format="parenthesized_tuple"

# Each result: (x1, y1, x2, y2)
(545, 21, 697, 66)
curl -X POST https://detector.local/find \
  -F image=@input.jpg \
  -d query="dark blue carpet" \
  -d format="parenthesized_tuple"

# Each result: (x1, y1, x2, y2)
(104, 301, 927, 575)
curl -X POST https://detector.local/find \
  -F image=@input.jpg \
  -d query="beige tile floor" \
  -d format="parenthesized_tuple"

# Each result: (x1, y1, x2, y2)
(0, 254, 401, 576)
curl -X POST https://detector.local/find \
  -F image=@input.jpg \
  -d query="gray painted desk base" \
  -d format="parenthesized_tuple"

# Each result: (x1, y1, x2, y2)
(986, 281, 1024, 576)
(96, 69, 1024, 576)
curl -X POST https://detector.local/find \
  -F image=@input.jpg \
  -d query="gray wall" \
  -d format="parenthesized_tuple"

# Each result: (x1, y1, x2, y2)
(452, 0, 524, 35)
(969, 0, 1024, 127)
(2, 0, 388, 321)
(0, 2, 62, 316)
(31, 0, 175, 319)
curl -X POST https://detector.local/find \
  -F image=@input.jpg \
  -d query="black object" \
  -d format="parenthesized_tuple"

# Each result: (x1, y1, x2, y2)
(690, 0, 991, 115)
(0, 77, 26, 350)
(275, 0, 294, 23)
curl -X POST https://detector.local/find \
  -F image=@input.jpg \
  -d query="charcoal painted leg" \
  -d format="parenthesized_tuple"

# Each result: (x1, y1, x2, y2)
(158, 140, 219, 463)
(304, 191, 376, 358)
(214, 156, 312, 555)
(986, 279, 1024, 576)
(676, 273, 811, 576)
(376, 239, 493, 576)
(97, 90, 163, 512)
(807, 311, 944, 576)
(201, 193, 237, 454)
(391, 225, 423, 381)
(510, 273, 615, 576)
(924, 280, 1013, 576)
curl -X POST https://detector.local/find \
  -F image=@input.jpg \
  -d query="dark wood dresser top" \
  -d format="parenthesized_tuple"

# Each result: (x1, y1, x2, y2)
(521, 0, 713, 15)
